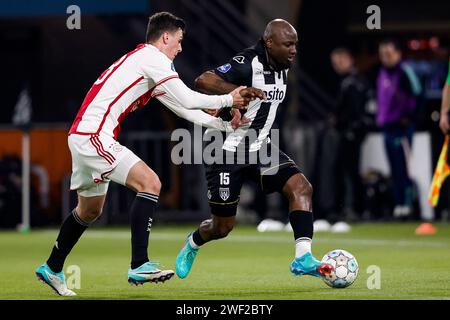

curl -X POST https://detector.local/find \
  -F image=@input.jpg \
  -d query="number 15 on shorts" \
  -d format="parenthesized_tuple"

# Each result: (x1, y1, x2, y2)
(220, 172, 230, 185)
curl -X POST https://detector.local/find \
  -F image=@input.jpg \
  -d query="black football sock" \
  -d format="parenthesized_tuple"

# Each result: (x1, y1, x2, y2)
(191, 229, 206, 247)
(130, 192, 158, 269)
(46, 209, 90, 273)
(289, 210, 314, 258)
(288, 210, 314, 240)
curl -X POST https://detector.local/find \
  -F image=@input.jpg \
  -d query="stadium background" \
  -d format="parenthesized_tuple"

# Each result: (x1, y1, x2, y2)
(1, 0, 449, 228)
(1, 0, 450, 301)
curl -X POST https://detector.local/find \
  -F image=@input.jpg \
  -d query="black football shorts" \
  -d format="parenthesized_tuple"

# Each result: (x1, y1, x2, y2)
(204, 143, 301, 217)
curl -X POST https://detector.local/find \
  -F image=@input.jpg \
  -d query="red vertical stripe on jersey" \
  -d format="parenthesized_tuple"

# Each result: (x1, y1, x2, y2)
(112, 75, 179, 139)
(69, 44, 146, 134)
(112, 89, 153, 140)
(95, 76, 145, 136)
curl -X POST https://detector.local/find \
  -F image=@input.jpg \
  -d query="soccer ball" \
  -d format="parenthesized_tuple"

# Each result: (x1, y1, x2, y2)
(321, 249, 359, 288)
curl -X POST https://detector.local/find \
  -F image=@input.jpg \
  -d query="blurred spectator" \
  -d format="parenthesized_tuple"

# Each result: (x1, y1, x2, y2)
(376, 39, 422, 219)
(329, 47, 371, 222)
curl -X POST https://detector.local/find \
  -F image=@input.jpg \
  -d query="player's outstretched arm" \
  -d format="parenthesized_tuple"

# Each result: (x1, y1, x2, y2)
(157, 77, 248, 110)
(195, 71, 265, 128)
(156, 94, 235, 132)
(195, 71, 266, 101)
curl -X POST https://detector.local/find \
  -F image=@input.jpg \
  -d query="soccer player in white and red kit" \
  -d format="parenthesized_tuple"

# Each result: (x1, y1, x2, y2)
(35, 12, 254, 296)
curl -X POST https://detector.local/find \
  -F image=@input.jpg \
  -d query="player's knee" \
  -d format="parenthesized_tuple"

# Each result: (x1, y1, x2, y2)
(136, 173, 162, 194)
(299, 178, 313, 198)
(288, 177, 313, 201)
(77, 207, 102, 223)
(150, 176, 162, 194)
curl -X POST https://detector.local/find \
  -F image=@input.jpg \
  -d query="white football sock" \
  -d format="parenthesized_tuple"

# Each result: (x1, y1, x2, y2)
(295, 237, 312, 258)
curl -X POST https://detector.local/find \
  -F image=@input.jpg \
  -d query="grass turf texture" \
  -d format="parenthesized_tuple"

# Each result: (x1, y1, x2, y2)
(1, 223, 449, 300)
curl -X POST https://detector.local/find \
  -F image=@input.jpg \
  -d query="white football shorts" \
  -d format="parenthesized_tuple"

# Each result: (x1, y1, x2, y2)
(68, 134, 141, 197)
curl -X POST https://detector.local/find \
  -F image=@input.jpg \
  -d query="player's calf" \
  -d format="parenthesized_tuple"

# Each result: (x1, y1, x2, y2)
(209, 223, 234, 240)
(199, 216, 235, 242)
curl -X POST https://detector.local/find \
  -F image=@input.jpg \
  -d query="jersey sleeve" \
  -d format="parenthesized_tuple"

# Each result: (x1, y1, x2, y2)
(140, 48, 234, 109)
(155, 77, 233, 109)
(156, 95, 233, 132)
(213, 52, 253, 86)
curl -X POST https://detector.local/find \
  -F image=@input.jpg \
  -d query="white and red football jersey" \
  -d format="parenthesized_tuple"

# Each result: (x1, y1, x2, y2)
(69, 43, 233, 140)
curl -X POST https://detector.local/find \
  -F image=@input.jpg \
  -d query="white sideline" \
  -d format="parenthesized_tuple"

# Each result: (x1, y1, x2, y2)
(52, 230, 450, 248)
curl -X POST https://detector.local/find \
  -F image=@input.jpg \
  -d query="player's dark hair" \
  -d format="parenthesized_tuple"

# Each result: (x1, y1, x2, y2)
(145, 12, 185, 43)
(379, 38, 402, 52)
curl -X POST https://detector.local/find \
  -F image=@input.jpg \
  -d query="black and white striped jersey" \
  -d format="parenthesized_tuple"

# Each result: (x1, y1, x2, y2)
(209, 39, 288, 152)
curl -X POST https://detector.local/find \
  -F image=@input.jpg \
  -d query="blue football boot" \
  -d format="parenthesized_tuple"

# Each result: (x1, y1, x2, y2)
(290, 252, 334, 278)
(175, 235, 199, 279)
(35, 263, 76, 296)
(128, 261, 174, 285)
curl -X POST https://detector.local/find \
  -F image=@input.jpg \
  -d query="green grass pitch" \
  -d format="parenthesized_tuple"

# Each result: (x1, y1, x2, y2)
(1, 223, 450, 300)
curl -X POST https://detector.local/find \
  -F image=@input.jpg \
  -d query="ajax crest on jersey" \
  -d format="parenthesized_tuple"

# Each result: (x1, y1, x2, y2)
(321, 249, 359, 288)
(219, 188, 230, 201)
(217, 63, 231, 73)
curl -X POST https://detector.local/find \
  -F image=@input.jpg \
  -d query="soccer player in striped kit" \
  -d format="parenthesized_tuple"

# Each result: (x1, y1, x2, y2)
(35, 12, 255, 296)
(175, 19, 334, 281)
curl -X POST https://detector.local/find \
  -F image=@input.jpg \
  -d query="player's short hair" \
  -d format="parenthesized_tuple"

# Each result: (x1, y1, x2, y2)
(379, 38, 402, 52)
(145, 12, 185, 43)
